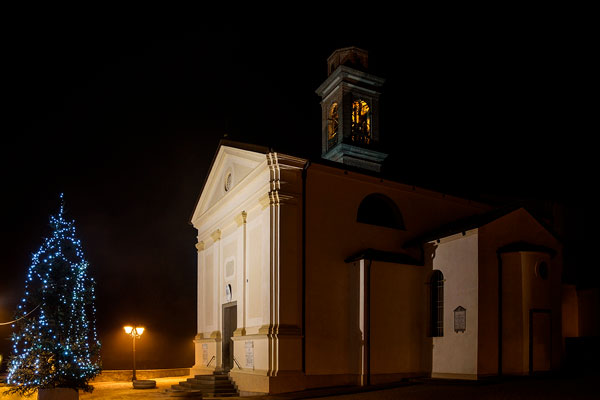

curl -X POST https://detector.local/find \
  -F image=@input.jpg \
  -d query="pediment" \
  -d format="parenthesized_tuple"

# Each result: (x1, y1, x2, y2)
(192, 144, 267, 224)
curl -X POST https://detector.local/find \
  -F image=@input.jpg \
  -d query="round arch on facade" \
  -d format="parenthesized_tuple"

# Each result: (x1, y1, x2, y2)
(356, 193, 406, 230)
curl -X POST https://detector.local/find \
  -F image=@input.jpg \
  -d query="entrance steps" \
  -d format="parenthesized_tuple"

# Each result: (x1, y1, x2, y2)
(169, 371, 239, 397)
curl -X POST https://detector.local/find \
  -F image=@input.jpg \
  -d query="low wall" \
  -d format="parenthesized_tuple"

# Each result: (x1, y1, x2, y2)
(92, 368, 190, 382)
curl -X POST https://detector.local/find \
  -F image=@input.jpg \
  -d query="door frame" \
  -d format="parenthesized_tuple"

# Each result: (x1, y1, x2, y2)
(222, 301, 237, 371)
(529, 308, 552, 375)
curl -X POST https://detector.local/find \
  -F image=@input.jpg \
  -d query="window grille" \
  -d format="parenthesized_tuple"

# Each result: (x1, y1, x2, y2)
(431, 270, 444, 337)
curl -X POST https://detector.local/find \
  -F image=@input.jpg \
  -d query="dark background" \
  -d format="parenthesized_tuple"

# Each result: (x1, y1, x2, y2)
(0, 10, 595, 370)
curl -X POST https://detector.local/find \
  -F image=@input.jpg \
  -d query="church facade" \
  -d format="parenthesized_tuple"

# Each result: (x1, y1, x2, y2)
(189, 48, 564, 395)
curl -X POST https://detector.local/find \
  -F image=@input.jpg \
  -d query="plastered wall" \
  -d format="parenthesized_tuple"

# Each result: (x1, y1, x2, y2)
(431, 231, 479, 378)
(477, 208, 563, 376)
(304, 163, 489, 378)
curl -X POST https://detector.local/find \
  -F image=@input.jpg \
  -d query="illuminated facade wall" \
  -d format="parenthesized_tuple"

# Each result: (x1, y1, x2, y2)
(191, 145, 305, 394)
(190, 144, 563, 394)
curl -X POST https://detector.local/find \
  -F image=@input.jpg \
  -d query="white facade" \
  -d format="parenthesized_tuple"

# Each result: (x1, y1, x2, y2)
(191, 144, 306, 394)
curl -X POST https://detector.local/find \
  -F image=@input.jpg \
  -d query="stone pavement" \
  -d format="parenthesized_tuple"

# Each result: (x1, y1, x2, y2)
(1, 377, 186, 400)
(1, 372, 598, 399)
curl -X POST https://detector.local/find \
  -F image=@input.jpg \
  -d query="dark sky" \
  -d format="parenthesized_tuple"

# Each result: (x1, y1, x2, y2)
(0, 12, 595, 369)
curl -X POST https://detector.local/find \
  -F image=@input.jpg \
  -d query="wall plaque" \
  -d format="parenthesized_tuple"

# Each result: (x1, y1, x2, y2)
(202, 343, 208, 362)
(454, 306, 466, 333)
(245, 341, 254, 369)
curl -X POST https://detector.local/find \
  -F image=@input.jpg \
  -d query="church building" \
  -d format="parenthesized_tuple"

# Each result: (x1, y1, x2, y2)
(189, 47, 564, 395)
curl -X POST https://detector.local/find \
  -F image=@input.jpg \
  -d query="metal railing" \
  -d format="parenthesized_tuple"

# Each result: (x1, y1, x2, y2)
(233, 357, 242, 369)
(206, 355, 215, 367)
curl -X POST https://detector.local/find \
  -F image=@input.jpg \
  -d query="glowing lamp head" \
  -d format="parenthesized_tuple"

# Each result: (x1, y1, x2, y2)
(135, 327, 144, 336)
(123, 326, 133, 335)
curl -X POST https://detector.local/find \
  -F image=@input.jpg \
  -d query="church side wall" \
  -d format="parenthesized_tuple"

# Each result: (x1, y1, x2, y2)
(477, 209, 563, 376)
(304, 164, 489, 384)
(431, 231, 479, 379)
(370, 260, 431, 382)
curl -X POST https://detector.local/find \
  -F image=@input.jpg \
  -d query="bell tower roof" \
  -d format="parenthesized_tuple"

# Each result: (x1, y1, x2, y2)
(327, 47, 369, 76)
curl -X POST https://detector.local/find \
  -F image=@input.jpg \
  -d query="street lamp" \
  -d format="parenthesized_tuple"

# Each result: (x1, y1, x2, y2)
(123, 325, 144, 381)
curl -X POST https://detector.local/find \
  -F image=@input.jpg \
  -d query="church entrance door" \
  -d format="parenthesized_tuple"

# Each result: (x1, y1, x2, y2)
(222, 302, 237, 371)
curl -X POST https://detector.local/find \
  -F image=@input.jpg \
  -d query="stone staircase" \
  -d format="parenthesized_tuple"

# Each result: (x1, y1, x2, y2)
(170, 371, 239, 397)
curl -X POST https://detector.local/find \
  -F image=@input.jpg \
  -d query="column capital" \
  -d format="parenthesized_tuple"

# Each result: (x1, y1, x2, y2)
(259, 193, 270, 210)
(235, 211, 248, 227)
(210, 229, 222, 242)
(195, 241, 205, 252)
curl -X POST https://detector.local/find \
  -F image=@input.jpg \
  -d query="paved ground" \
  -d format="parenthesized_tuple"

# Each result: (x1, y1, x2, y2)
(258, 373, 597, 400)
(1, 372, 598, 399)
(1, 376, 187, 399)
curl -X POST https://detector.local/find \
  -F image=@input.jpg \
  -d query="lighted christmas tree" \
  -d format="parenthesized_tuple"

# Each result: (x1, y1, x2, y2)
(6, 194, 101, 396)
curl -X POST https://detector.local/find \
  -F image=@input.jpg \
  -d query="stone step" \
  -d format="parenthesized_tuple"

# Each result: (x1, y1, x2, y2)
(202, 393, 238, 398)
(188, 377, 233, 384)
(171, 389, 237, 398)
(171, 372, 239, 397)
(178, 383, 236, 392)
(186, 378, 231, 386)
(170, 385, 191, 391)
(167, 389, 203, 398)
(182, 377, 236, 385)
(194, 375, 231, 381)
(184, 381, 235, 388)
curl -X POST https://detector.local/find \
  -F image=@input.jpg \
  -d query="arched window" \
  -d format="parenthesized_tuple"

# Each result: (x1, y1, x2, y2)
(431, 270, 444, 337)
(327, 102, 339, 149)
(357, 193, 405, 230)
(351, 99, 371, 145)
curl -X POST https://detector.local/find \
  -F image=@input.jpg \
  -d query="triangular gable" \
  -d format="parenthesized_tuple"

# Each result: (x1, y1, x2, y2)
(405, 205, 561, 247)
(479, 207, 562, 247)
(191, 142, 267, 224)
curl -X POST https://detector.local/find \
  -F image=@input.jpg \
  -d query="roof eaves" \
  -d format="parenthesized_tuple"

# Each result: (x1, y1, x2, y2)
(344, 248, 423, 266)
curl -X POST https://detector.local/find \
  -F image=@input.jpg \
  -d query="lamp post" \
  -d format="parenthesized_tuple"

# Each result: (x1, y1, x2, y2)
(123, 325, 144, 381)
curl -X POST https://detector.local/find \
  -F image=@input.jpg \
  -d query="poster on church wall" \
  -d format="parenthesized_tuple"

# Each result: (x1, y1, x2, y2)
(454, 306, 466, 333)
(202, 343, 208, 362)
(245, 341, 254, 369)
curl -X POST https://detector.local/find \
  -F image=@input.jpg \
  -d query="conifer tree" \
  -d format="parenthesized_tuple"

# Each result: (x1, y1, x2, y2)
(6, 195, 101, 396)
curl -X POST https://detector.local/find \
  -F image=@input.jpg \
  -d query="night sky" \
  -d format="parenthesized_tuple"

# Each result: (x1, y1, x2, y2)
(0, 12, 595, 370)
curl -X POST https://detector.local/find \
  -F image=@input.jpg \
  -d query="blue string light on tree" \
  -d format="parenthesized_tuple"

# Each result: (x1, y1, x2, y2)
(6, 194, 101, 396)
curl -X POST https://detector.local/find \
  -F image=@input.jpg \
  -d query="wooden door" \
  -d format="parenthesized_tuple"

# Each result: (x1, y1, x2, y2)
(222, 303, 237, 371)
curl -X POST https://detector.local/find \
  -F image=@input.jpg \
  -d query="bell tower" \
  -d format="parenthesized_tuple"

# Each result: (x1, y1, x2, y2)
(316, 47, 388, 172)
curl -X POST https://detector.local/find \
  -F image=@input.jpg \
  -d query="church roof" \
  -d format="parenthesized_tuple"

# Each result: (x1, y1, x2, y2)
(345, 248, 423, 266)
(403, 204, 562, 248)
(190, 138, 494, 225)
(497, 241, 557, 257)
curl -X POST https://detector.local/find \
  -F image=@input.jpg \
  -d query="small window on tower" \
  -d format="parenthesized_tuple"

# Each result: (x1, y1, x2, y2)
(327, 102, 339, 149)
(351, 99, 371, 145)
